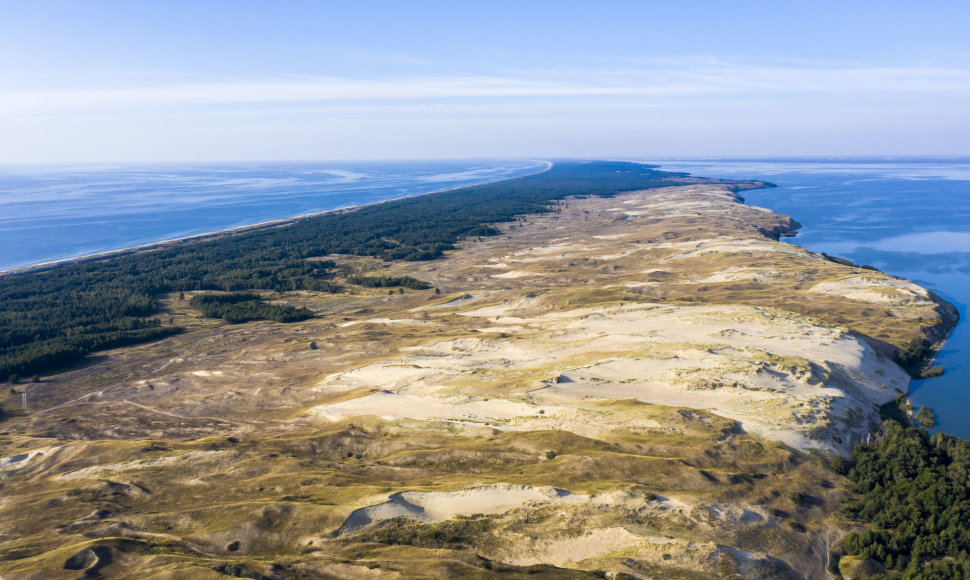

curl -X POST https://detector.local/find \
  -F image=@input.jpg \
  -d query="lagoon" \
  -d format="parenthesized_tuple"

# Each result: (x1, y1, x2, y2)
(658, 159, 970, 439)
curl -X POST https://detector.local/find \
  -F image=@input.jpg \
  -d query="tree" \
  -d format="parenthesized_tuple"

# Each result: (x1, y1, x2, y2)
(915, 406, 936, 428)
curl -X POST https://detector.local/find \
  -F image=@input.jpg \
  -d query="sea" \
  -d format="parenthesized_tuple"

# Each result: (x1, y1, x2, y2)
(656, 159, 970, 440)
(1, 158, 967, 438)
(0, 160, 548, 273)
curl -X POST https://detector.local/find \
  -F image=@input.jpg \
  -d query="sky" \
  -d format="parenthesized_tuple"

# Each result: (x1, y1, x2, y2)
(1, 0, 969, 163)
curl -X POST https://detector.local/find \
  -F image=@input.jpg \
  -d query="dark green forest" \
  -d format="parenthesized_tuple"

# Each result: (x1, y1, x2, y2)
(188, 293, 314, 324)
(345, 275, 431, 289)
(842, 421, 970, 578)
(0, 161, 710, 379)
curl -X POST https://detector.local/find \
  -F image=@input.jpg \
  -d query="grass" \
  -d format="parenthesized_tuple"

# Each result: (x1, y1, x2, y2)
(0, 401, 846, 574)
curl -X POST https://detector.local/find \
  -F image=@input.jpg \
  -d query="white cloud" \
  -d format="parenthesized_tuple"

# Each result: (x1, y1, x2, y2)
(2, 62, 970, 117)
(3, 59, 969, 162)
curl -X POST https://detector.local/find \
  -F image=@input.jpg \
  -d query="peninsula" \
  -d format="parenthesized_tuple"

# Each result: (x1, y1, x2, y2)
(0, 162, 957, 578)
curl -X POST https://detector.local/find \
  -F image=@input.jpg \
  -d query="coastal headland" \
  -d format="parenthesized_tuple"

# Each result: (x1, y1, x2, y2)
(0, 162, 957, 578)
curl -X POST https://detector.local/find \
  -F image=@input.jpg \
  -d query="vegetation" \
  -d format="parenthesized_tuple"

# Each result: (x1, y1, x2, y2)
(897, 337, 932, 372)
(0, 161, 697, 380)
(842, 421, 970, 577)
(820, 252, 877, 271)
(345, 274, 431, 289)
(355, 515, 492, 550)
(914, 406, 937, 428)
(188, 293, 313, 324)
(879, 392, 912, 424)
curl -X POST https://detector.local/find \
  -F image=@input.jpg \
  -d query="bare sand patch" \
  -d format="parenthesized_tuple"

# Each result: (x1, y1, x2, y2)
(511, 527, 649, 567)
(313, 301, 907, 453)
(491, 270, 543, 279)
(338, 484, 589, 533)
(59, 450, 226, 480)
(689, 267, 788, 284)
(340, 318, 439, 328)
(0, 447, 54, 475)
(316, 391, 541, 424)
(665, 241, 811, 261)
(810, 275, 935, 306)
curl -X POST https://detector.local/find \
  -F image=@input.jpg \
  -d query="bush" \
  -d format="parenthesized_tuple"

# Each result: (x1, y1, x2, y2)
(915, 406, 936, 428)
(897, 338, 931, 370)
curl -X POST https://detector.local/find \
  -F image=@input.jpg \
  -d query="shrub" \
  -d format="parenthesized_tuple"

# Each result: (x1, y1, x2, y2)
(915, 406, 936, 428)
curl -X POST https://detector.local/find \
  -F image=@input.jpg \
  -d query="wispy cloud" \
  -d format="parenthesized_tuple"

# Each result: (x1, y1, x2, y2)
(3, 62, 970, 117)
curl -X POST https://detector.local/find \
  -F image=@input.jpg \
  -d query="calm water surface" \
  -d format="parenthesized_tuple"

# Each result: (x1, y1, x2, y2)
(657, 160, 970, 439)
(0, 160, 547, 272)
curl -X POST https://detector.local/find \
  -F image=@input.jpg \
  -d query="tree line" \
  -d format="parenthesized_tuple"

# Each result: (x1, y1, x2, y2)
(841, 420, 970, 578)
(0, 161, 702, 380)
(345, 275, 431, 289)
(189, 293, 314, 324)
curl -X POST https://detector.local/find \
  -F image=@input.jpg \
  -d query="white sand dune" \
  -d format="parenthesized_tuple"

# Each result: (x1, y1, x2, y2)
(810, 275, 935, 306)
(338, 484, 588, 533)
(510, 527, 650, 567)
(314, 302, 907, 453)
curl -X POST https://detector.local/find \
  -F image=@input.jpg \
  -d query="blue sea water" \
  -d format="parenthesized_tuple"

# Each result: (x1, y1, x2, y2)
(0, 160, 548, 273)
(656, 159, 970, 440)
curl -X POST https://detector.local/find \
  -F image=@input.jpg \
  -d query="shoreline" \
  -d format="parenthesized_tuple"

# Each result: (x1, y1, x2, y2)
(0, 160, 554, 278)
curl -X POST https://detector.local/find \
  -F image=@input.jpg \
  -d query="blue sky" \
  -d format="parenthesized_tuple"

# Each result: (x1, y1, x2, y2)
(2, 1, 969, 162)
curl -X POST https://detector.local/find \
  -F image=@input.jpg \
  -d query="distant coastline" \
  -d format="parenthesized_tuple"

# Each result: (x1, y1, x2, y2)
(0, 160, 553, 278)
